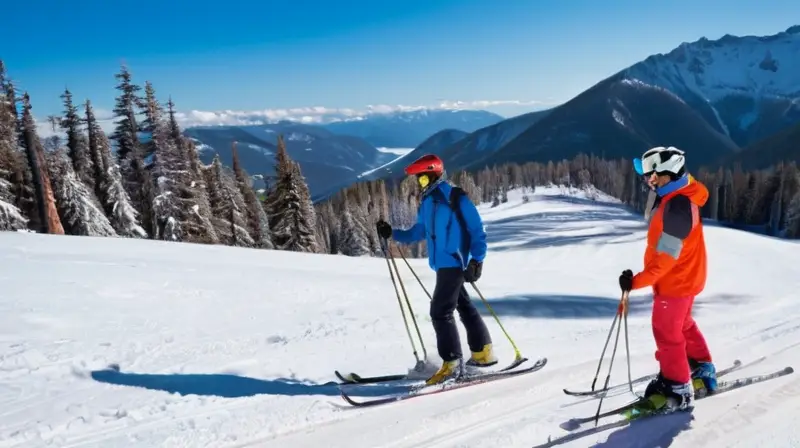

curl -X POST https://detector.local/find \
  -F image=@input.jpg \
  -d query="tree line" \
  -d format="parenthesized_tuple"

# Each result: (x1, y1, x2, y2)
(317, 153, 800, 258)
(0, 61, 318, 253)
(1, 59, 798, 259)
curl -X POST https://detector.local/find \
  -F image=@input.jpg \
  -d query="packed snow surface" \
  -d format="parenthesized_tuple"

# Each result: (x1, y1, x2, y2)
(1, 186, 799, 448)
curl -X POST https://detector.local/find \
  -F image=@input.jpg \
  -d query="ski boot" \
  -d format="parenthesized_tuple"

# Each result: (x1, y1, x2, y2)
(690, 359, 717, 398)
(641, 373, 694, 412)
(426, 358, 464, 385)
(465, 343, 498, 368)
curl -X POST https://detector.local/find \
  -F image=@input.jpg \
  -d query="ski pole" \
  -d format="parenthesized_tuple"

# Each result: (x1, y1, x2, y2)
(469, 282, 525, 364)
(394, 244, 433, 300)
(589, 309, 620, 392)
(379, 237, 424, 364)
(383, 238, 428, 361)
(593, 291, 628, 426)
(622, 294, 636, 395)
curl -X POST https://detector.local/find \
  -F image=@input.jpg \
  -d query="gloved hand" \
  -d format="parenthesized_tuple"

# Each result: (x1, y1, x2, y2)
(376, 219, 392, 239)
(464, 259, 483, 283)
(619, 269, 634, 292)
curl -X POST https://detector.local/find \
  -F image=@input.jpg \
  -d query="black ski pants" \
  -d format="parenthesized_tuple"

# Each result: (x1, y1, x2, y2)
(430, 267, 492, 362)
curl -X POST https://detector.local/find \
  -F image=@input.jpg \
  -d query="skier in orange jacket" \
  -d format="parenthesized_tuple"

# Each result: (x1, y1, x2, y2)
(619, 146, 717, 412)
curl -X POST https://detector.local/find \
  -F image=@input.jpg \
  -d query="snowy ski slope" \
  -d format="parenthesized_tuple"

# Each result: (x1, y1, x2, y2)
(1, 186, 799, 448)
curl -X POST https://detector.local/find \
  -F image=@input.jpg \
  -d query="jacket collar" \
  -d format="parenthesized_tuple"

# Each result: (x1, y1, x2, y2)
(656, 174, 690, 197)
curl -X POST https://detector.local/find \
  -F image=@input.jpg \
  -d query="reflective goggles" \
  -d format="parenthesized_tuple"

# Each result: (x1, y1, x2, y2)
(417, 174, 431, 188)
(633, 157, 657, 178)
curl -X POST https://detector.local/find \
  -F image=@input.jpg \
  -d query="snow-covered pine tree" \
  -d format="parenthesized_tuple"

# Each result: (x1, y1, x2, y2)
(231, 141, 273, 248)
(84, 101, 146, 238)
(141, 82, 182, 241)
(337, 193, 370, 256)
(4, 77, 40, 231)
(0, 66, 26, 231)
(204, 154, 254, 246)
(0, 138, 25, 231)
(19, 93, 64, 234)
(111, 65, 153, 237)
(47, 148, 116, 236)
(152, 95, 219, 244)
(59, 88, 94, 190)
(266, 135, 318, 252)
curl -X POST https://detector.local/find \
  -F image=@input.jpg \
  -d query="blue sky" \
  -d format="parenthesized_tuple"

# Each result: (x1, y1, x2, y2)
(3, 0, 798, 127)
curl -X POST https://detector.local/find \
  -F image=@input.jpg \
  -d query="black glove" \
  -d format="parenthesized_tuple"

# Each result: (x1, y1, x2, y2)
(376, 219, 392, 239)
(464, 259, 482, 283)
(619, 269, 633, 292)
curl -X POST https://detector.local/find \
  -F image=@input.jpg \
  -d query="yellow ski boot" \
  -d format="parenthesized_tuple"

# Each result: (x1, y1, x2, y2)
(425, 359, 464, 385)
(466, 343, 498, 368)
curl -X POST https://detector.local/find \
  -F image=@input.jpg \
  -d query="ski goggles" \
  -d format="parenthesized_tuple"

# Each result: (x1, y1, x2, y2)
(633, 157, 658, 179)
(417, 174, 431, 188)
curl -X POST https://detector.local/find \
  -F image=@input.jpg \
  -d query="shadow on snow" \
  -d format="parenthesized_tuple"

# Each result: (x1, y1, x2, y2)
(89, 368, 412, 399)
(477, 293, 651, 319)
(484, 197, 647, 252)
(476, 293, 757, 320)
(590, 410, 694, 447)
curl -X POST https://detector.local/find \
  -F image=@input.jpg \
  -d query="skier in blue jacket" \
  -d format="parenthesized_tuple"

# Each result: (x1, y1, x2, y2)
(376, 154, 495, 385)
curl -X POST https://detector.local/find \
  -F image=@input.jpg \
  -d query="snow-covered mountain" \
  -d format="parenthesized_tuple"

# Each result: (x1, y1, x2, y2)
(321, 109, 504, 148)
(623, 25, 800, 147)
(485, 76, 742, 170)
(439, 25, 800, 173)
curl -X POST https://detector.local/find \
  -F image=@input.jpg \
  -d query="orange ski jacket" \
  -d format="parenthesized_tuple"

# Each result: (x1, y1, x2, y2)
(631, 175, 708, 297)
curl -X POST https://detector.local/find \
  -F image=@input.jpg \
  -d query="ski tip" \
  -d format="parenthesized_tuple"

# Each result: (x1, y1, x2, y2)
(334, 371, 356, 384)
(536, 357, 548, 367)
(784, 366, 794, 374)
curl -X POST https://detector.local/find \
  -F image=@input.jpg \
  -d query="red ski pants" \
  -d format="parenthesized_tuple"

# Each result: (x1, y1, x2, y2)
(652, 294, 712, 383)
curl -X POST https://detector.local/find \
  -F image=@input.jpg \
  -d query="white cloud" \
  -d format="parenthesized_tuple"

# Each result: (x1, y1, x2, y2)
(34, 99, 551, 138)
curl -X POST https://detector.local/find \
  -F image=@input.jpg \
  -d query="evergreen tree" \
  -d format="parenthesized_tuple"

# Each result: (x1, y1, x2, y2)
(337, 194, 370, 256)
(204, 154, 254, 246)
(164, 97, 218, 244)
(47, 149, 117, 236)
(85, 100, 146, 238)
(231, 141, 273, 248)
(59, 88, 94, 189)
(143, 81, 182, 241)
(0, 64, 26, 230)
(266, 135, 318, 252)
(3, 77, 37, 230)
(111, 65, 153, 236)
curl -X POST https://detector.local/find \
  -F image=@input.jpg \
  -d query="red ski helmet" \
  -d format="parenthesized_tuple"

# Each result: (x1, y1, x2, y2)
(404, 154, 444, 176)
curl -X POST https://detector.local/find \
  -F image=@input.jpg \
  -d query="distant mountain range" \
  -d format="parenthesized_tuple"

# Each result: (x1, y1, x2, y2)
(320, 109, 503, 148)
(188, 25, 800, 201)
(183, 109, 501, 195)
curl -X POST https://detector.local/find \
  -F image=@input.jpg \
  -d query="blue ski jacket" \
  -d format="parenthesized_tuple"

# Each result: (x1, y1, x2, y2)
(392, 180, 487, 271)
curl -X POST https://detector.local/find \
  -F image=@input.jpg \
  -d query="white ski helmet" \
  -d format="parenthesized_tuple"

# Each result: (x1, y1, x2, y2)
(634, 146, 686, 179)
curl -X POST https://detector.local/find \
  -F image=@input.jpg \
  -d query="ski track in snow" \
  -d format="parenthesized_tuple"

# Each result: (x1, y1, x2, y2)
(1, 185, 799, 447)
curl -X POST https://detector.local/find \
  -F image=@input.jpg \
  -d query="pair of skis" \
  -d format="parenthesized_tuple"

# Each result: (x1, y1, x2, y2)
(533, 358, 794, 447)
(336, 356, 548, 407)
